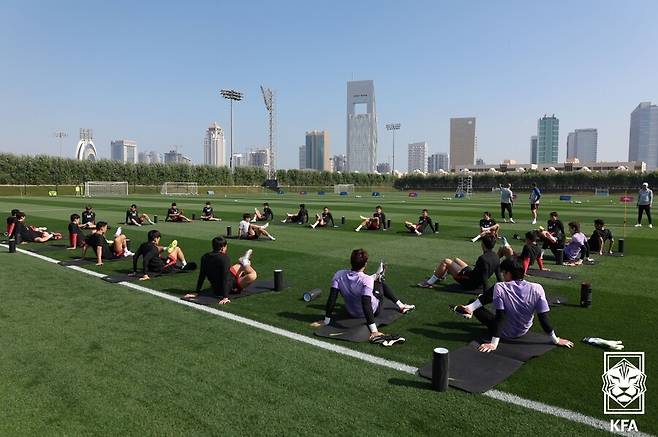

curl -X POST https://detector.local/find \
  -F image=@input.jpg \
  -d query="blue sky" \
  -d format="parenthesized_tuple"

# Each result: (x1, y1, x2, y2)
(1, 0, 657, 169)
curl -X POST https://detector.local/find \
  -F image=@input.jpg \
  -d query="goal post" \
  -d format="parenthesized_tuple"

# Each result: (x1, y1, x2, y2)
(84, 181, 129, 197)
(161, 182, 199, 196)
(595, 188, 610, 197)
(333, 184, 354, 194)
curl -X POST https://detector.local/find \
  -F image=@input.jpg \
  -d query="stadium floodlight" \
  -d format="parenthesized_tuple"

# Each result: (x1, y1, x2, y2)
(53, 131, 68, 158)
(220, 89, 244, 172)
(385, 123, 401, 175)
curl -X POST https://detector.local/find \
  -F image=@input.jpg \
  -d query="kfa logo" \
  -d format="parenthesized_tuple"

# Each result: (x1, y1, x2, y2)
(602, 352, 646, 415)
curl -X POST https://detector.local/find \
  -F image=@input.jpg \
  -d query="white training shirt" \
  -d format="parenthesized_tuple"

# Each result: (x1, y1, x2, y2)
(239, 220, 250, 236)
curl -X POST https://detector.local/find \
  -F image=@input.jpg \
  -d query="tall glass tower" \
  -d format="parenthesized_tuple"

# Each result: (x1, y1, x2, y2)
(629, 102, 658, 171)
(537, 115, 559, 164)
(346, 80, 377, 173)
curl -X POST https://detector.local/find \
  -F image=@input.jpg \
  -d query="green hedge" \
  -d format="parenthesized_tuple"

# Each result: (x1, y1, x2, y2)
(394, 171, 658, 192)
(0, 154, 392, 187)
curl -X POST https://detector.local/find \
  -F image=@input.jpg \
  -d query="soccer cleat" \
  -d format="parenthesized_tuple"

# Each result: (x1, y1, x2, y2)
(310, 223, 316, 229)
(239, 249, 253, 266)
(531, 219, 537, 225)
(501, 236, 510, 248)
(400, 303, 415, 314)
(650, 224, 654, 229)
(261, 222, 269, 230)
(370, 334, 406, 347)
(354, 228, 360, 232)
(167, 240, 178, 254)
(634, 224, 642, 227)
(281, 219, 287, 223)
(417, 280, 434, 289)
(510, 218, 515, 223)
(123, 249, 134, 257)
(450, 304, 473, 319)
(269, 236, 276, 241)
(582, 337, 624, 351)
(359, 215, 368, 220)
(250, 218, 256, 223)
(115, 226, 122, 237)
(471, 234, 482, 243)
(503, 218, 507, 223)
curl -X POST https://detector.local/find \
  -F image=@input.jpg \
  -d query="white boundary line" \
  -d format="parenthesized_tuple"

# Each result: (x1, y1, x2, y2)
(2, 245, 652, 437)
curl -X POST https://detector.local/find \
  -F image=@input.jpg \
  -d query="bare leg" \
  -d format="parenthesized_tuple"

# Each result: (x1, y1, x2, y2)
(168, 246, 186, 264)
(234, 263, 257, 290)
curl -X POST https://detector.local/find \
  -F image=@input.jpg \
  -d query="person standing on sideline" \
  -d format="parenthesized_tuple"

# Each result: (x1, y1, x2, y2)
(500, 183, 515, 223)
(529, 182, 541, 225)
(635, 182, 653, 228)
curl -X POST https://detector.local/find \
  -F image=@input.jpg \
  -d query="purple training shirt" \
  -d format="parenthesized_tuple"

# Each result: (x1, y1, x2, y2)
(564, 232, 586, 260)
(493, 280, 550, 339)
(331, 270, 378, 318)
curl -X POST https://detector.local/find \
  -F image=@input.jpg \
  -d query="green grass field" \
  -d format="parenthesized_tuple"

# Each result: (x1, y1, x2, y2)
(1, 191, 655, 436)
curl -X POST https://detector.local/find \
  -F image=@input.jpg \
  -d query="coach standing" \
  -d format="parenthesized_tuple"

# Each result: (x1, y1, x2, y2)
(635, 182, 653, 228)
(500, 183, 515, 223)
(529, 182, 541, 225)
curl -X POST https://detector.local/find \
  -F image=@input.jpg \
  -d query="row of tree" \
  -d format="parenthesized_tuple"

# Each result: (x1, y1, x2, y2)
(0, 154, 393, 187)
(394, 171, 658, 191)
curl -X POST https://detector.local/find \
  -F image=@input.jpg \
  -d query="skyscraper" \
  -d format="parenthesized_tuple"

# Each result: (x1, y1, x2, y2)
(408, 142, 428, 173)
(110, 139, 137, 163)
(299, 145, 306, 169)
(305, 130, 330, 171)
(164, 149, 191, 164)
(204, 122, 225, 167)
(567, 128, 598, 163)
(346, 80, 377, 173)
(248, 149, 269, 169)
(537, 115, 559, 164)
(530, 136, 538, 164)
(629, 102, 658, 171)
(449, 117, 476, 170)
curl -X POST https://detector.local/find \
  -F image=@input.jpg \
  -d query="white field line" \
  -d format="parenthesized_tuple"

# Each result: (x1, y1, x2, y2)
(2, 244, 653, 437)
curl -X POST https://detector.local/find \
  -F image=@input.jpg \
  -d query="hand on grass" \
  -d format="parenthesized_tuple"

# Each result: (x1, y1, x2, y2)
(478, 343, 497, 353)
(557, 338, 574, 348)
(139, 275, 150, 281)
(369, 331, 384, 340)
(310, 320, 323, 328)
(218, 298, 231, 305)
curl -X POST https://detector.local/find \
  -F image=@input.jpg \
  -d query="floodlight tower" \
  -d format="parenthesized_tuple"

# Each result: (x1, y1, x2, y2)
(220, 89, 244, 172)
(260, 85, 276, 179)
(385, 123, 401, 175)
(54, 131, 68, 157)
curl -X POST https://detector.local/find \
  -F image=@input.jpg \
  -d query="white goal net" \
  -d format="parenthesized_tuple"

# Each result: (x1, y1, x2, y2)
(84, 181, 128, 197)
(594, 188, 610, 197)
(161, 182, 199, 196)
(334, 184, 355, 194)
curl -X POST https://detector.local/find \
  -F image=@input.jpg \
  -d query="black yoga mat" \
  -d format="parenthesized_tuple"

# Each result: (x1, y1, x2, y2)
(314, 299, 404, 343)
(101, 266, 195, 283)
(527, 269, 573, 280)
(181, 280, 282, 305)
(59, 256, 125, 266)
(435, 282, 481, 295)
(418, 332, 556, 393)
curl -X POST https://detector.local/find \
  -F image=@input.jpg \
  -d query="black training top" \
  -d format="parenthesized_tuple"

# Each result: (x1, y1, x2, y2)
(168, 207, 179, 216)
(15, 222, 39, 242)
(521, 243, 541, 264)
(373, 211, 386, 229)
(87, 233, 112, 259)
(6, 216, 16, 226)
(133, 242, 164, 274)
(417, 215, 435, 232)
(480, 218, 497, 229)
(593, 228, 613, 241)
(263, 206, 273, 219)
(81, 211, 95, 224)
(126, 209, 139, 223)
(202, 206, 213, 216)
(321, 211, 335, 226)
(68, 222, 82, 235)
(196, 252, 232, 298)
(547, 219, 565, 238)
(470, 250, 503, 293)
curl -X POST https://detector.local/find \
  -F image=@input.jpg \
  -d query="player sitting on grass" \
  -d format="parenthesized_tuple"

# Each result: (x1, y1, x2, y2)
(310, 207, 336, 229)
(404, 209, 438, 236)
(239, 213, 276, 240)
(355, 205, 386, 232)
(563, 221, 589, 265)
(201, 202, 221, 221)
(80, 205, 96, 229)
(166, 202, 191, 222)
(498, 231, 546, 274)
(281, 204, 308, 224)
(68, 214, 86, 249)
(418, 235, 502, 292)
(126, 204, 154, 226)
(589, 219, 614, 255)
(184, 242, 257, 305)
(537, 211, 565, 258)
(451, 256, 574, 352)
(83, 223, 132, 265)
(472, 211, 500, 242)
(252, 202, 274, 222)
(13, 212, 62, 243)
(5, 209, 20, 236)
(311, 248, 415, 346)
(131, 230, 190, 280)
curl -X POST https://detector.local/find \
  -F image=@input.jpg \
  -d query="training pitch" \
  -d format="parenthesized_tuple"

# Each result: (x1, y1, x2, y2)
(0, 191, 655, 436)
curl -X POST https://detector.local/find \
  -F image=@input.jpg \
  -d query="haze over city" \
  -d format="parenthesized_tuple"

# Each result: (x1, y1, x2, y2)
(1, 0, 657, 169)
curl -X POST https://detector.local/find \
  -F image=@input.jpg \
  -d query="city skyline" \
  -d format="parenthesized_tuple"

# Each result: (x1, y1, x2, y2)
(1, 2, 658, 169)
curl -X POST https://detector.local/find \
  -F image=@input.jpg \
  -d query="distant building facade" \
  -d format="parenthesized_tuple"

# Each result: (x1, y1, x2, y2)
(376, 162, 391, 174)
(248, 149, 269, 169)
(204, 122, 225, 167)
(537, 115, 559, 164)
(305, 130, 330, 171)
(629, 101, 658, 171)
(567, 128, 598, 163)
(346, 80, 377, 172)
(331, 154, 347, 172)
(408, 142, 428, 173)
(164, 149, 191, 164)
(299, 145, 307, 169)
(449, 117, 476, 170)
(530, 136, 538, 164)
(111, 139, 137, 164)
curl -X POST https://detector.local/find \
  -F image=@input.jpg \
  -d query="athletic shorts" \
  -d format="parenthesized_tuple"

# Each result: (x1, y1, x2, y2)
(367, 220, 380, 230)
(530, 203, 539, 211)
(229, 265, 241, 290)
(455, 266, 476, 288)
(240, 234, 258, 240)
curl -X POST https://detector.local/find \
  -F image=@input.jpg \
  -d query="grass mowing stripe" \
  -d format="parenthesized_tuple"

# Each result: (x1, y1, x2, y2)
(3, 244, 648, 437)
